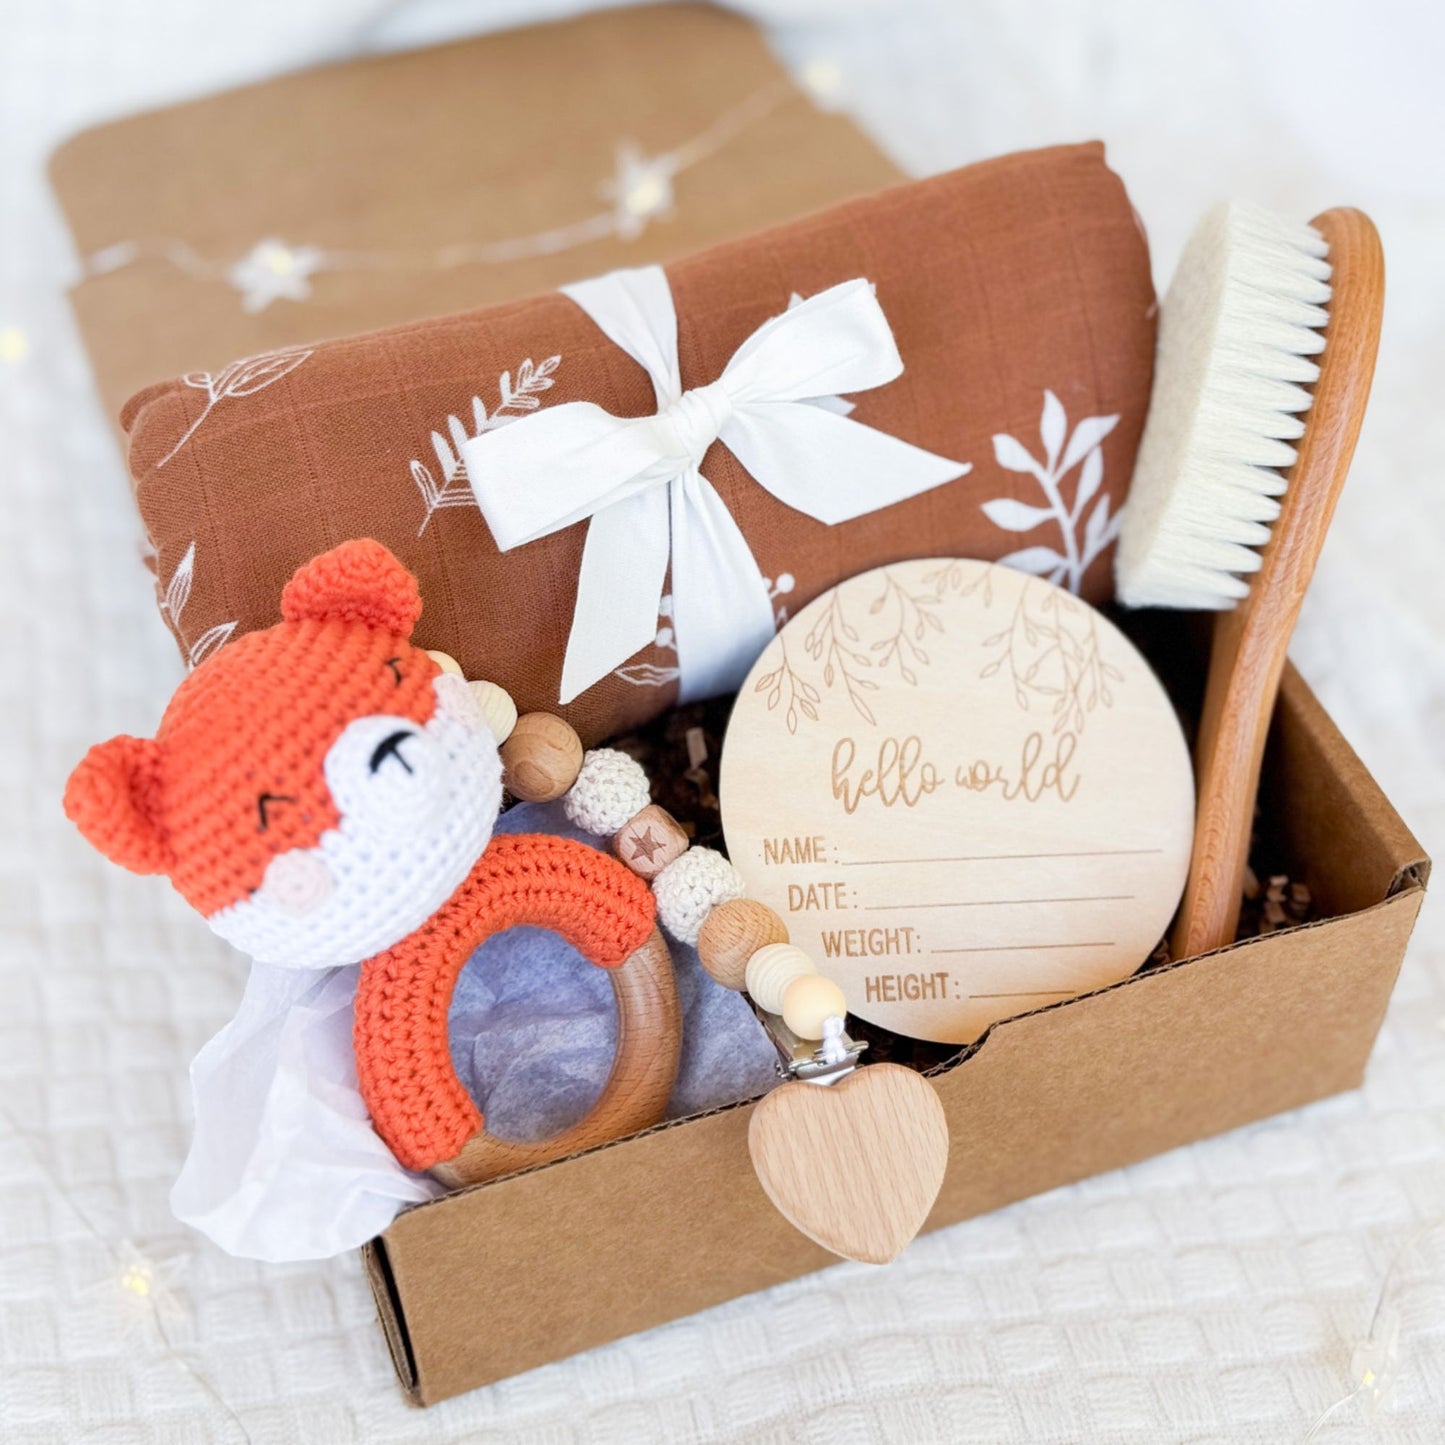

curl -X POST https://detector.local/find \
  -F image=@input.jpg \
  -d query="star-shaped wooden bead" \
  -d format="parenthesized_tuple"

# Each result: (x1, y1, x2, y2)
(613, 804, 689, 881)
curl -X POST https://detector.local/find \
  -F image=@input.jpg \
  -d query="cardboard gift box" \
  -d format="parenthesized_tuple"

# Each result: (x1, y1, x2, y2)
(364, 660, 1427, 1404)
(49, 0, 1428, 1412)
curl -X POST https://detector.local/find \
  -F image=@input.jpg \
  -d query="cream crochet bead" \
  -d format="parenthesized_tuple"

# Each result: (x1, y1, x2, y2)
(563, 748, 652, 836)
(653, 847, 746, 945)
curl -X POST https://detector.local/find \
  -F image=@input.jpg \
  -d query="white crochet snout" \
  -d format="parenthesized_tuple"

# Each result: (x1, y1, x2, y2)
(207, 675, 504, 969)
(325, 714, 450, 837)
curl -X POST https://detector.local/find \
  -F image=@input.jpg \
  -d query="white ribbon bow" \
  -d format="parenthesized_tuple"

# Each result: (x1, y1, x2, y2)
(462, 266, 970, 704)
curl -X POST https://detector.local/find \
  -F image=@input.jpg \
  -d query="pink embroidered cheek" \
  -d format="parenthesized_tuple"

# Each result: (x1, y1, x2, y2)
(255, 850, 334, 917)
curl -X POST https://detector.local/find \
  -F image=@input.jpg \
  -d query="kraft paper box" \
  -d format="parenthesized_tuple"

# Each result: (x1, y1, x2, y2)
(363, 660, 1427, 1405)
(49, 3, 903, 429)
(45, 0, 1427, 1411)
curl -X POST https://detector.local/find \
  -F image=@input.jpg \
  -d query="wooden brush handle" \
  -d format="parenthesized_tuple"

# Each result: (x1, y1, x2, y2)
(1172, 208, 1384, 959)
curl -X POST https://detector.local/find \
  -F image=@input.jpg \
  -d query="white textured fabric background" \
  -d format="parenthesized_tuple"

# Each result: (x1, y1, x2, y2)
(3, 2, 1444, 1440)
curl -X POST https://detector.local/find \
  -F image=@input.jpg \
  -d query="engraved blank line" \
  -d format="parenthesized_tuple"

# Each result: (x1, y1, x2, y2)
(931, 941, 1116, 954)
(861, 896, 1134, 912)
(970, 989, 1086, 999)
(841, 849, 1163, 866)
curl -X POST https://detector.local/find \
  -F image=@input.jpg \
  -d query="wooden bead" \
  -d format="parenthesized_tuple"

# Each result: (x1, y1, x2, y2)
(697, 899, 788, 991)
(426, 649, 464, 676)
(782, 974, 848, 1040)
(468, 679, 518, 744)
(744, 942, 815, 1014)
(612, 804, 689, 881)
(500, 712, 584, 802)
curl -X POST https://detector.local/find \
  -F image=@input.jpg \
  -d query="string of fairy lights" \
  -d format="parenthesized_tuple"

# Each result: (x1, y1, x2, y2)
(0, 1105, 253, 1442)
(69, 66, 845, 315)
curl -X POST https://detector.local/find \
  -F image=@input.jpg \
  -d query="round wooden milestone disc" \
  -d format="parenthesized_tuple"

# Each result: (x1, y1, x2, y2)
(720, 558, 1194, 1045)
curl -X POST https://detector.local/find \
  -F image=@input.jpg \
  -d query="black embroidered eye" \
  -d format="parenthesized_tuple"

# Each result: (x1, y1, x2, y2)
(384, 657, 403, 685)
(256, 793, 298, 832)
(368, 730, 415, 776)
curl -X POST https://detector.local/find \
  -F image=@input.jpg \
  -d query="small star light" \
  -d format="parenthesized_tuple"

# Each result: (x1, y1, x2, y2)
(604, 143, 677, 241)
(0, 326, 29, 365)
(227, 238, 325, 313)
(83, 1241, 188, 1338)
(799, 57, 846, 110)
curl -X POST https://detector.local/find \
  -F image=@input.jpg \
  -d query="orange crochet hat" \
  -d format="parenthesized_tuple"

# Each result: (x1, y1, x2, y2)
(64, 539, 439, 917)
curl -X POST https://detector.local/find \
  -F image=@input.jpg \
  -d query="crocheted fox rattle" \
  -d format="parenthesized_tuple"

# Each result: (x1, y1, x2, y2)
(63, 539, 680, 1186)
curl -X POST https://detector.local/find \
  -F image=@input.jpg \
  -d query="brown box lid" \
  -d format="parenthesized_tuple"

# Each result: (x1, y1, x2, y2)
(50, 2, 903, 428)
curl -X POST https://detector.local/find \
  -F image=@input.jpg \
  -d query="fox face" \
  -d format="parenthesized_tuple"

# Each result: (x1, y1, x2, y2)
(64, 540, 503, 968)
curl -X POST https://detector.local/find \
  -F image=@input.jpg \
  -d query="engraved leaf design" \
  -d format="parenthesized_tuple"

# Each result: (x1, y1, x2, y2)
(977, 573, 1121, 731)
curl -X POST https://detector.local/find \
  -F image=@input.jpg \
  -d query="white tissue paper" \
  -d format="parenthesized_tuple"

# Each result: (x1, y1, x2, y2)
(172, 800, 780, 1261)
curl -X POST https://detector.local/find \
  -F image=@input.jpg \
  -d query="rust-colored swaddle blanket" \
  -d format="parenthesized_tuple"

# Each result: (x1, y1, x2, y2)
(122, 142, 1155, 743)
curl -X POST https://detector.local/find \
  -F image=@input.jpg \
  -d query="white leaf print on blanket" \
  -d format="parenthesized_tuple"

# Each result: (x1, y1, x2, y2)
(156, 348, 313, 468)
(409, 356, 560, 536)
(159, 541, 238, 668)
(985, 389, 1121, 594)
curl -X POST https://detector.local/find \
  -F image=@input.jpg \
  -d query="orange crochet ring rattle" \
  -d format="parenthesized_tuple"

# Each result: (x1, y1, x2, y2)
(353, 832, 680, 1187)
(64, 538, 684, 1194)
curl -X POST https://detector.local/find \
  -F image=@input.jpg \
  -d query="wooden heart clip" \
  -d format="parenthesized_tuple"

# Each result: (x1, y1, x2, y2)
(746, 1015, 949, 1265)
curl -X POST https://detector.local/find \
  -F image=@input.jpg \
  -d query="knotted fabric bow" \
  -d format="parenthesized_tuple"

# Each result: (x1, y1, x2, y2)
(461, 266, 970, 704)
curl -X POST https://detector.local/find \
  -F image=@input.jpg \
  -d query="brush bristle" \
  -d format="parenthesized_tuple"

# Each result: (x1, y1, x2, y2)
(1115, 201, 1331, 610)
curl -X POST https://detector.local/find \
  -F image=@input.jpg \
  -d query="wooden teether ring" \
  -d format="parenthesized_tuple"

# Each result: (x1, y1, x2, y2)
(432, 927, 676, 1187)
(352, 833, 680, 1186)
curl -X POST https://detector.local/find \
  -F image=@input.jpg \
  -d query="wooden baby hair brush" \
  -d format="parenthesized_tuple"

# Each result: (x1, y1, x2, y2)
(1116, 203, 1384, 958)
